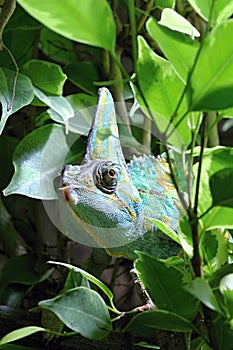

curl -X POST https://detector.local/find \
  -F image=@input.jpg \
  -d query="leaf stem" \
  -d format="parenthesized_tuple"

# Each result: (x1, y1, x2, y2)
(205, 112, 219, 147)
(137, 0, 155, 32)
(128, 0, 137, 70)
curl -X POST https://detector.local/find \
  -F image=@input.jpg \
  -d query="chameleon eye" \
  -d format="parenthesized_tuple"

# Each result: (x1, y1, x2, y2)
(95, 161, 121, 194)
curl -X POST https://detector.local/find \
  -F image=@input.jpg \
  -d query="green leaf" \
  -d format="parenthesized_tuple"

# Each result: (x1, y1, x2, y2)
(194, 147, 233, 230)
(39, 27, 77, 64)
(135, 36, 191, 148)
(0, 327, 45, 345)
(219, 274, 233, 319)
(0, 254, 40, 286)
(156, 0, 175, 9)
(202, 230, 229, 278)
(125, 310, 194, 333)
(64, 269, 90, 291)
(187, 0, 233, 26)
(220, 273, 233, 293)
(150, 219, 180, 244)
(47, 93, 97, 134)
(21, 59, 67, 95)
(39, 287, 112, 340)
(209, 264, 233, 289)
(184, 277, 222, 313)
(33, 87, 74, 133)
(0, 30, 37, 69)
(210, 169, 233, 208)
(134, 252, 198, 319)
(188, 20, 233, 111)
(3, 124, 76, 200)
(6, 5, 42, 31)
(178, 216, 193, 258)
(159, 8, 200, 37)
(64, 61, 100, 94)
(17, 0, 116, 52)
(0, 68, 34, 134)
(146, 18, 199, 82)
(48, 261, 119, 313)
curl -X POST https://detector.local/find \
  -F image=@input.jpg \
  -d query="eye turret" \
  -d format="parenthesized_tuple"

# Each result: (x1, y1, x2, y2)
(95, 161, 121, 194)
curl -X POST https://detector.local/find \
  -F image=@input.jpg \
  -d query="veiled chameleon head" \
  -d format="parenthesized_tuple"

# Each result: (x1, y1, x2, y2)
(55, 88, 147, 248)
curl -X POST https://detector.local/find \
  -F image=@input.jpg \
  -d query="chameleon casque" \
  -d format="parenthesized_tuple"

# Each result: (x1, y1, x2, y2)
(57, 87, 181, 260)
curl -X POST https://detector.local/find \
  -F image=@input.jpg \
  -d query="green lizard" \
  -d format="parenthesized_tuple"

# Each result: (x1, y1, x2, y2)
(57, 87, 181, 260)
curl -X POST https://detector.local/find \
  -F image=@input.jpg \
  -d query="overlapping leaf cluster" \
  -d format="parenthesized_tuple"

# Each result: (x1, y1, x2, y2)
(0, 0, 233, 349)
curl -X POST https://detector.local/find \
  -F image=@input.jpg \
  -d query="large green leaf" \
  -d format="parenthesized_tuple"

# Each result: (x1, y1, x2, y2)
(193, 147, 233, 230)
(21, 59, 67, 95)
(188, 20, 233, 111)
(135, 36, 191, 147)
(125, 310, 193, 333)
(146, 18, 199, 82)
(39, 287, 112, 340)
(0, 68, 34, 134)
(17, 0, 116, 52)
(3, 124, 77, 199)
(188, 0, 233, 26)
(134, 252, 198, 319)
(159, 8, 200, 37)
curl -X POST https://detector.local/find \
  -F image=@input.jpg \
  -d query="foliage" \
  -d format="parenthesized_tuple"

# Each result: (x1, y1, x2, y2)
(0, 0, 233, 349)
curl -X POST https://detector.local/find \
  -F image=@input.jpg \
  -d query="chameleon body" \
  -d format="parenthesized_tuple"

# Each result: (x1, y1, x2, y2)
(58, 88, 180, 260)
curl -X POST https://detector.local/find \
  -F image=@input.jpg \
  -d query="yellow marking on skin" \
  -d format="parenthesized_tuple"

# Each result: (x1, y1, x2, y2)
(105, 247, 130, 259)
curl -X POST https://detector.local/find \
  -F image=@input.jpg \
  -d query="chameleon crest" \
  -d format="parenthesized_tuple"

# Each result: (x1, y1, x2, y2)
(57, 88, 181, 259)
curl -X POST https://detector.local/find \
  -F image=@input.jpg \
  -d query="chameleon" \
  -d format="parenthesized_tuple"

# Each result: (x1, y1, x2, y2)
(41, 87, 183, 340)
(57, 87, 181, 260)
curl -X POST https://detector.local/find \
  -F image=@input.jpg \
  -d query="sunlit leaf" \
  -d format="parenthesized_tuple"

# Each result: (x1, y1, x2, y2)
(0, 327, 45, 345)
(146, 18, 199, 82)
(184, 277, 222, 313)
(188, 21, 233, 111)
(17, 0, 116, 52)
(187, 0, 233, 25)
(159, 8, 200, 37)
(135, 36, 191, 148)
(21, 59, 67, 95)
